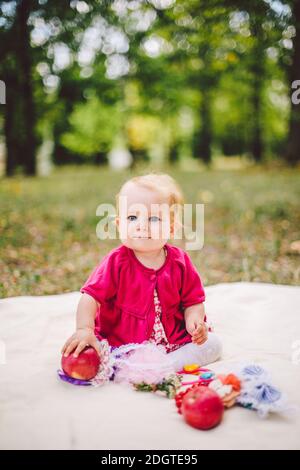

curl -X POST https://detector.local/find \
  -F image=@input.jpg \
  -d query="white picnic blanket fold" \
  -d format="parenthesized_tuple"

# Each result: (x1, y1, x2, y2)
(0, 282, 299, 450)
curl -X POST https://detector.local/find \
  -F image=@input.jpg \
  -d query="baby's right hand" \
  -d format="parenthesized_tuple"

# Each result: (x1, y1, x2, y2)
(61, 327, 101, 358)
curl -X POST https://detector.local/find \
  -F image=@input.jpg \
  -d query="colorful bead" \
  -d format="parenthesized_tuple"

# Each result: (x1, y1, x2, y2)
(183, 364, 200, 373)
(200, 372, 214, 379)
(223, 373, 241, 392)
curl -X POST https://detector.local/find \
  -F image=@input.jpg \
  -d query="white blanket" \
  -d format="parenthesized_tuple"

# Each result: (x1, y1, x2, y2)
(0, 282, 299, 450)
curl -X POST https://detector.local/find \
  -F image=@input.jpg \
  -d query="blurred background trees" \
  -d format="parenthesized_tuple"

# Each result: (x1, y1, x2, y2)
(0, 0, 299, 177)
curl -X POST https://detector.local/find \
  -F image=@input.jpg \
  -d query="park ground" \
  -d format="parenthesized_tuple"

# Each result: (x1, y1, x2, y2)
(1, 163, 300, 298)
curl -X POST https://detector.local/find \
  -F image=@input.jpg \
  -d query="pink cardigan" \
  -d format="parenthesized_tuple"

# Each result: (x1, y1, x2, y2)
(80, 243, 206, 348)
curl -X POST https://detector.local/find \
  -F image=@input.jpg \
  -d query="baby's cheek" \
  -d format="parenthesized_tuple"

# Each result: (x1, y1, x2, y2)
(119, 225, 133, 240)
(158, 222, 170, 238)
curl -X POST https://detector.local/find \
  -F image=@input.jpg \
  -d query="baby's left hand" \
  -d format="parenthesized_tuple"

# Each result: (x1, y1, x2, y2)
(186, 319, 208, 345)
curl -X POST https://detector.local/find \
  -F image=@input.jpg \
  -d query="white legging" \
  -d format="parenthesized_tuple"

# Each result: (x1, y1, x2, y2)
(101, 332, 222, 374)
(167, 332, 222, 372)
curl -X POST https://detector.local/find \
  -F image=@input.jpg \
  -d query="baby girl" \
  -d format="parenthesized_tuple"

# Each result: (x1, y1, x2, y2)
(61, 173, 222, 371)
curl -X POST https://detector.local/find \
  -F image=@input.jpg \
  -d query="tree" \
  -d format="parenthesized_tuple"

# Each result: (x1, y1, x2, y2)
(248, 5, 265, 162)
(225, 0, 285, 162)
(285, 0, 300, 165)
(0, 0, 116, 176)
(127, 0, 231, 164)
(1, 0, 36, 175)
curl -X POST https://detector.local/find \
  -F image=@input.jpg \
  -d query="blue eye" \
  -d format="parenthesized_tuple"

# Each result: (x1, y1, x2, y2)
(127, 215, 137, 221)
(149, 216, 161, 222)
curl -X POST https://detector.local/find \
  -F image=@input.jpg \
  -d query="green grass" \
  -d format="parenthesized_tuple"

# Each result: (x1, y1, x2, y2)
(1, 164, 300, 298)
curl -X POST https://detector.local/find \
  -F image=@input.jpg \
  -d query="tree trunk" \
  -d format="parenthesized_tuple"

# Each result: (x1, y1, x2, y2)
(249, 18, 264, 162)
(4, 0, 36, 176)
(4, 70, 21, 176)
(250, 78, 263, 162)
(285, 0, 300, 165)
(193, 89, 212, 164)
(16, 0, 36, 175)
(169, 144, 180, 164)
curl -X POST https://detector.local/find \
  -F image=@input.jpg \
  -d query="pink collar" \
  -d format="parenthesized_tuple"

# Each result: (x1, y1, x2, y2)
(126, 243, 171, 274)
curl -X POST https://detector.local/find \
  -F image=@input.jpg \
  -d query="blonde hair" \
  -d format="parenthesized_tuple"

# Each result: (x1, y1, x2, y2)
(116, 172, 184, 233)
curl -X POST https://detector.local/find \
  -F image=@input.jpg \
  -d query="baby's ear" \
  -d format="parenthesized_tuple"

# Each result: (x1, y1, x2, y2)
(114, 215, 120, 228)
(169, 224, 174, 238)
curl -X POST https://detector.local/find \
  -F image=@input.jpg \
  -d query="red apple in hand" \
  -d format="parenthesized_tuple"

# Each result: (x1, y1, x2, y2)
(181, 386, 224, 430)
(61, 346, 100, 380)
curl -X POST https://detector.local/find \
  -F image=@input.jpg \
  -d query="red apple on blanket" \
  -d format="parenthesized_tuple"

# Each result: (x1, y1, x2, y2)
(61, 346, 100, 380)
(181, 386, 224, 430)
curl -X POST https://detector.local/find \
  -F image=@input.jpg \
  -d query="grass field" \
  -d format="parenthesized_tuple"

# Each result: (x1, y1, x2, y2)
(1, 164, 300, 298)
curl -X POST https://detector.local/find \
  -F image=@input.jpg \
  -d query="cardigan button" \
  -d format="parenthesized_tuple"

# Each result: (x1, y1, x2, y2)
(150, 274, 156, 281)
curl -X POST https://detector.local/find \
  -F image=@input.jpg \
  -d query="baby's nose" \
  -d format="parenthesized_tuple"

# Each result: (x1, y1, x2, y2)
(137, 219, 149, 231)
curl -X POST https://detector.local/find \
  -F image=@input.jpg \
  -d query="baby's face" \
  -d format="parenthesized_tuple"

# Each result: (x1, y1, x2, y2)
(116, 182, 172, 252)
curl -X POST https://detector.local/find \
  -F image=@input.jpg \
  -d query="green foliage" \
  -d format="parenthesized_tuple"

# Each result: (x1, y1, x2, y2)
(60, 96, 121, 157)
(0, 0, 298, 170)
